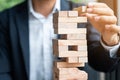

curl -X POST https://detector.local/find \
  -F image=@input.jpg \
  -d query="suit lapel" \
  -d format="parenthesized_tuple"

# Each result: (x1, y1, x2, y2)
(15, 1, 29, 77)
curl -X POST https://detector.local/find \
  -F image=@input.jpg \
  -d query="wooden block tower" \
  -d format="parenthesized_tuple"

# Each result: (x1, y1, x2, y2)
(53, 6, 88, 80)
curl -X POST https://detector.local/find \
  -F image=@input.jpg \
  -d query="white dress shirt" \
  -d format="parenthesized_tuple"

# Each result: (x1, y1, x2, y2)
(100, 38, 120, 57)
(28, 0, 60, 80)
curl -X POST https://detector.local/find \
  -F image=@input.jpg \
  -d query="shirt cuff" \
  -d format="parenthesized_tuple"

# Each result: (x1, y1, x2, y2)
(100, 38, 120, 58)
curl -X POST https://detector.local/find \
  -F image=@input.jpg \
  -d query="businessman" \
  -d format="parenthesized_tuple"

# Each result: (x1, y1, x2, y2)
(0, 0, 117, 80)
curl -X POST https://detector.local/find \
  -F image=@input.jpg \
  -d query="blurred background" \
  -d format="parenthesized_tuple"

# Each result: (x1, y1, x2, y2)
(0, 0, 24, 11)
(0, 0, 119, 80)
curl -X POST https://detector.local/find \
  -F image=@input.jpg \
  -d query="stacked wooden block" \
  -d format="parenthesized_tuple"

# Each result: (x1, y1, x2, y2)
(53, 7, 88, 80)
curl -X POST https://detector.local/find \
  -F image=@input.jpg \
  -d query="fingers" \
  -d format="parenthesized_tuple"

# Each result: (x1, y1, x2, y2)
(87, 2, 114, 16)
(95, 16, 117, 24)
(87, 7, 114, 16)
(85, 2, 118, 37)
(86, 2, 114, 17)
(88, 2, 108, 8)
(86, 13, 117, 24)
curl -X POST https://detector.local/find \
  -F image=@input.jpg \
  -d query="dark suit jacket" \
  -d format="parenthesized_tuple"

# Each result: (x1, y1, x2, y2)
(88, 39, 120, 73)
(0, 0, 100, 80)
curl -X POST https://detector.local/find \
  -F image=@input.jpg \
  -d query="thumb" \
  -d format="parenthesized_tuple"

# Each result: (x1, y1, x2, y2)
(105, 25, 120, 33)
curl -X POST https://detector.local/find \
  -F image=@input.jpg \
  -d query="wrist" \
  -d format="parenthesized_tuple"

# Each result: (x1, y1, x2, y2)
(102, 33, 120, 46)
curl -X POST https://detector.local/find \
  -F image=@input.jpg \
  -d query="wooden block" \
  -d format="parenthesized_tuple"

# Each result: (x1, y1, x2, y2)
(54, 67, 59, 80)
(58, 51, 88, 57)
(78, 46, 87, 51)
(59, 34, 86, 40)
(53, 41, 87, 57)
(53, 40, 58, 55)
(68, 11, 78, 17)
(55, 62, 85, 68)
(53, 23, 77, 29)
(55, 57, 88, 64)
(58, 75, 88, 80)
(53, 65, 58, 76)
(57, 68, 81, 74)
(53, 11, 68, 17)
(53, 39, 87, 46)
(58, 72, 88, 80)
(59, 73, 88, 78)
(55, 74, 88, 80)
(56, 68, 85, 74)
(68, 45, 88, 51)
(53, 47, 88, 57)
(73, 6, 87, 14)
(79, 57, 88, 63)
(58, 68, 72, 75)
(53, 67, 58, 80)
(54, 28, 87, 34)
(67, 57, 79, 63)
(53, 45, 68, 57)
(57, 68, 88, 80)
(53, 17, 87, 23)
(53, 40, 88, 51)
(54, 67, 88, 80)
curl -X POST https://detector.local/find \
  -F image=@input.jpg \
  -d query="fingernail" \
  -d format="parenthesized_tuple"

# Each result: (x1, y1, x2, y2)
(88, 2, 94, 7)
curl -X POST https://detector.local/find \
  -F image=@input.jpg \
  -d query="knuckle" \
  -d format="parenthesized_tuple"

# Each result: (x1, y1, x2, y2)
(114, 16, 117, 23)
(109, 9, 114, 15)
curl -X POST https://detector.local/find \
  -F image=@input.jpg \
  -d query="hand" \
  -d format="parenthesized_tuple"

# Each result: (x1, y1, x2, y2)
(86, 2, 119, 46)
(102, 25, 120, 46)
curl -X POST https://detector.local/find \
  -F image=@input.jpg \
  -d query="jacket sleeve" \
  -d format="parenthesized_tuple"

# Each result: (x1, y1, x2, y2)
(0, 11, 12, 80)
(88, 41, 120, 72)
